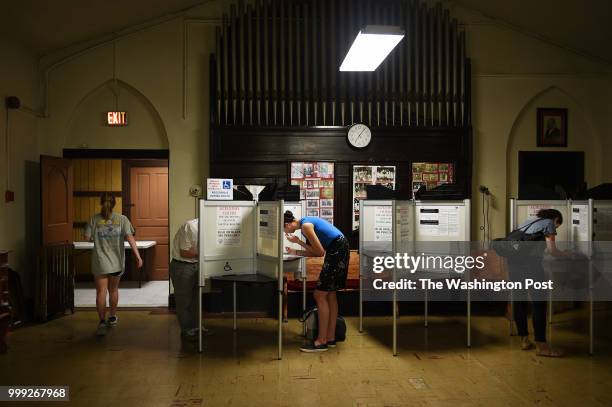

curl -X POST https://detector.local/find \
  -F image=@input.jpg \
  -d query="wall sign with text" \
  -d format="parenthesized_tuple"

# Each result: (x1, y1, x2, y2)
(106, 111, 128, 126)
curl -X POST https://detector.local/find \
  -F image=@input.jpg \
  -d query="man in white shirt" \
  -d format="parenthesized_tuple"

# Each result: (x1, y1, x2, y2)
(170, 219, 201, 339)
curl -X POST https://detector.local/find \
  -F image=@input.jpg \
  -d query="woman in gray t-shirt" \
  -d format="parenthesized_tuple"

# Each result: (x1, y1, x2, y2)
(84, 193, 142, 336)
(511, 208, 572, 357)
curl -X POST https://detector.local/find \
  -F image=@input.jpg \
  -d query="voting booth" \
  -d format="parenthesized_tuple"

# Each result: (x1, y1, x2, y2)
(359, 199, 471, 355)
(509, 199, 604, 354)
(198, 200, 285, 358)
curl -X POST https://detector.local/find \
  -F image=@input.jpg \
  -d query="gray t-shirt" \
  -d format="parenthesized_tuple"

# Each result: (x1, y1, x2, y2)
(518, 218, 557, 236)
(84, 213, 135, 275)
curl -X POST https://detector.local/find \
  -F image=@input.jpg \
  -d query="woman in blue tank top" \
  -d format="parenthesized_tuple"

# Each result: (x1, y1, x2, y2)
(284, 210, 349, 353)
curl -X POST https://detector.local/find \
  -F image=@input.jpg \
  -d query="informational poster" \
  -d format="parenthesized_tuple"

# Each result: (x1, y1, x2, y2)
(374, 206, 392, 241)
(353, 165, 396, 230)
(418, 206, 460, 237)
(259, 208, 278, 240)
(216, 206, 242, 246)
(571, 205, 589, 242)
(290, 162, 334, 223)
(412, 162, 454, 198)
(207, 178, 233, 200)
(527, 205, 550, 219)
(398, 205, 412, 240)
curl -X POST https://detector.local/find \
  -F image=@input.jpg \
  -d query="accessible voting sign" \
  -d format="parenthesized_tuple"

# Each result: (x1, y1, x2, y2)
(207, 178, 233, 200)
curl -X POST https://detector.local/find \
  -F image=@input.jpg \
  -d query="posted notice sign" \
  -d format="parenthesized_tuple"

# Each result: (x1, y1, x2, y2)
(207, 178, 233, 200)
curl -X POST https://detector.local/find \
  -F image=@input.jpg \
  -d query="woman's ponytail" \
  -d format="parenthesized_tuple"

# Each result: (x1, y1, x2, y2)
(100, 192, 116, 220)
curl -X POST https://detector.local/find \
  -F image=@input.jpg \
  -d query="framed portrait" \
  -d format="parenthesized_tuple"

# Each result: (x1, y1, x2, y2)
(537, 108, 567, 147)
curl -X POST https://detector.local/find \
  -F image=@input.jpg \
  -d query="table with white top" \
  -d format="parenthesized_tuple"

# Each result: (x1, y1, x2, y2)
(73, 241, 157, 287)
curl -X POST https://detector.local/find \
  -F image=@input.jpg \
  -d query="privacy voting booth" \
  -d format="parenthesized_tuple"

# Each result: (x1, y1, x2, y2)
(198, 200, 285, 358)
(508, 199, 612, 354)
(359, 199, 471, 355)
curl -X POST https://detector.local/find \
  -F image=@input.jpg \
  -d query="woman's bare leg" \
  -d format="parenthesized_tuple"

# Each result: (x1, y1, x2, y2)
(108, 275, 121, 317)
(313, 289, 329, 346)
(94, 275, 108, 321)
(327, 292, 338, 342)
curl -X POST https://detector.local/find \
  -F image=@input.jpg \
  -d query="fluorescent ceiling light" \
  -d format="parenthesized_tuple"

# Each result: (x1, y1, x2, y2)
(340, 25, 405, 72)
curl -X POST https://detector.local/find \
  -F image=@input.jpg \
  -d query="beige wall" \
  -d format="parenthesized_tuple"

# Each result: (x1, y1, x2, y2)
(40, 12, 218, 244)
(0, 35, 40, 288)
(2, 0, 610, 288)
(452, 4, 612, 240)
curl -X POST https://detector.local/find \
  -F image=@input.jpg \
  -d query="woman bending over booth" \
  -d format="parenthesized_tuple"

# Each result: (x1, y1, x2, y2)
(284, 211, 350, 352)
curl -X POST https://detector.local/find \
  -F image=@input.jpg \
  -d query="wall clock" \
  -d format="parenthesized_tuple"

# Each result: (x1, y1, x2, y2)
(347, 123, 372, 149)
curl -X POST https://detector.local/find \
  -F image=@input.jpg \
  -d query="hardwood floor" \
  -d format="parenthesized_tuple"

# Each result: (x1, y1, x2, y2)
(1, 307, 611, 406)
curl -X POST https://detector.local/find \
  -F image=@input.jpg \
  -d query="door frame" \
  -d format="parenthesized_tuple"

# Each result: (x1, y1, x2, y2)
(63, 149, 172, 306)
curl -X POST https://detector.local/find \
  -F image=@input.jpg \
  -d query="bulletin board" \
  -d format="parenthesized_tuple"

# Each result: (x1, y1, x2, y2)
(411, 162, 455, 197)
(290, 162, 335, 222)
(352, 165, 396, 230)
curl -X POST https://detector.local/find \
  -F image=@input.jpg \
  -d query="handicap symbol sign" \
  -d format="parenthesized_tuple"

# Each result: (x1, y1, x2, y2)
(222, 180, 231, 189)
(224, 262, 233, 271)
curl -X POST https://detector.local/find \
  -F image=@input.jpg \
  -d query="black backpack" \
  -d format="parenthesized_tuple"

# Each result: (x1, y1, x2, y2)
(492, 218, 547, 258)
(299, 307, 346, 342)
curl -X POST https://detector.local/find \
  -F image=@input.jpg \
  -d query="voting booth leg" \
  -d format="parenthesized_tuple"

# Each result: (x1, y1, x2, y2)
(467, 290, 471, 348)
(198, 287, 203, 353)
(233, 282, 237, 331)
(278, 289, 283, 360)
(359, 276, 364, 333)
(424, 288, 428, 328)
(302, 277, 307, 336)
(589, 262, 594, 356)
(393, 290, 398, 356)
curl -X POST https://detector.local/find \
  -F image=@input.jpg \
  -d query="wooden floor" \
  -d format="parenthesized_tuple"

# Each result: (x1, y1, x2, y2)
(2, 307, 612, 407)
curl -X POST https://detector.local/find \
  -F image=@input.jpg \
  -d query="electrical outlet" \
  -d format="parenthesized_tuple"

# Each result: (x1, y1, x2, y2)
(5, 190, 15, 202)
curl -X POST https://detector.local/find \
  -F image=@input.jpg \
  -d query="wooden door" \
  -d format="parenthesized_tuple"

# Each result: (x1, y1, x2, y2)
(129, 167, 169, 280)
(41, 156, 73, 245)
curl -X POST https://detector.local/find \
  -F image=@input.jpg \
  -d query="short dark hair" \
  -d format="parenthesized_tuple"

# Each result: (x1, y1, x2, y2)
(284, 210, 295, 224)
(536, 208, 563, 224)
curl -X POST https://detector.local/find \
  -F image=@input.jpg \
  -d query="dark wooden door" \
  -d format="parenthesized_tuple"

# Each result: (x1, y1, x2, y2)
(41, 156, 73, 245)
(129, 167, 169, 280)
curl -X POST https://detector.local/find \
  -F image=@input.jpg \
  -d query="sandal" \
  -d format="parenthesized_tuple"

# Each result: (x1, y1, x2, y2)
(536, 343, 563, 357)
(520, 336, 534, 351)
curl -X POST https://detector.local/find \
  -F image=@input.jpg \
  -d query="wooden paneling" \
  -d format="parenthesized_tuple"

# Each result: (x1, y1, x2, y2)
(72, 159, 122, 240)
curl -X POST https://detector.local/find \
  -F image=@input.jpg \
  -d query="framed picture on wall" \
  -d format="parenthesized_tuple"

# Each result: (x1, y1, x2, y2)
(537, 108, 568, 147)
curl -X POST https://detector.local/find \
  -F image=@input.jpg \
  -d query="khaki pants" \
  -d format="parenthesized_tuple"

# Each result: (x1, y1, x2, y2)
(169, 260, 199, 334)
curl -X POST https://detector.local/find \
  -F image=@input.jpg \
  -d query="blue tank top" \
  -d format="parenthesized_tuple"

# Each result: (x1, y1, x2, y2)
(300, 217, 343, 249)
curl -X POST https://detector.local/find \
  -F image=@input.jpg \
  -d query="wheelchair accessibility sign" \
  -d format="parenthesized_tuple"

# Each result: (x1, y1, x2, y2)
(207, 178, 234, 200)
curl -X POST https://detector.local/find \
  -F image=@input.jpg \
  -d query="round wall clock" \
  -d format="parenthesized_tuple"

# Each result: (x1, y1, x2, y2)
(347, 123, 372, 149)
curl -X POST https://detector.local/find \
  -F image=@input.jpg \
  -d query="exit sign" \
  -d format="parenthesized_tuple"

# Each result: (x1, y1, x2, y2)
(107, 111, 128, 126)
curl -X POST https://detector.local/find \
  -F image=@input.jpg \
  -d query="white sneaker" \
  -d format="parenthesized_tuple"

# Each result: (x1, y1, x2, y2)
(108, 315, 118, 326)
(96, 321, 108, 336)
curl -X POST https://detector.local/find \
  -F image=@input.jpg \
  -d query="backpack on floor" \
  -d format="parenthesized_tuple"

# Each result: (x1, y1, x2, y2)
(299, 307, 346, 342)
